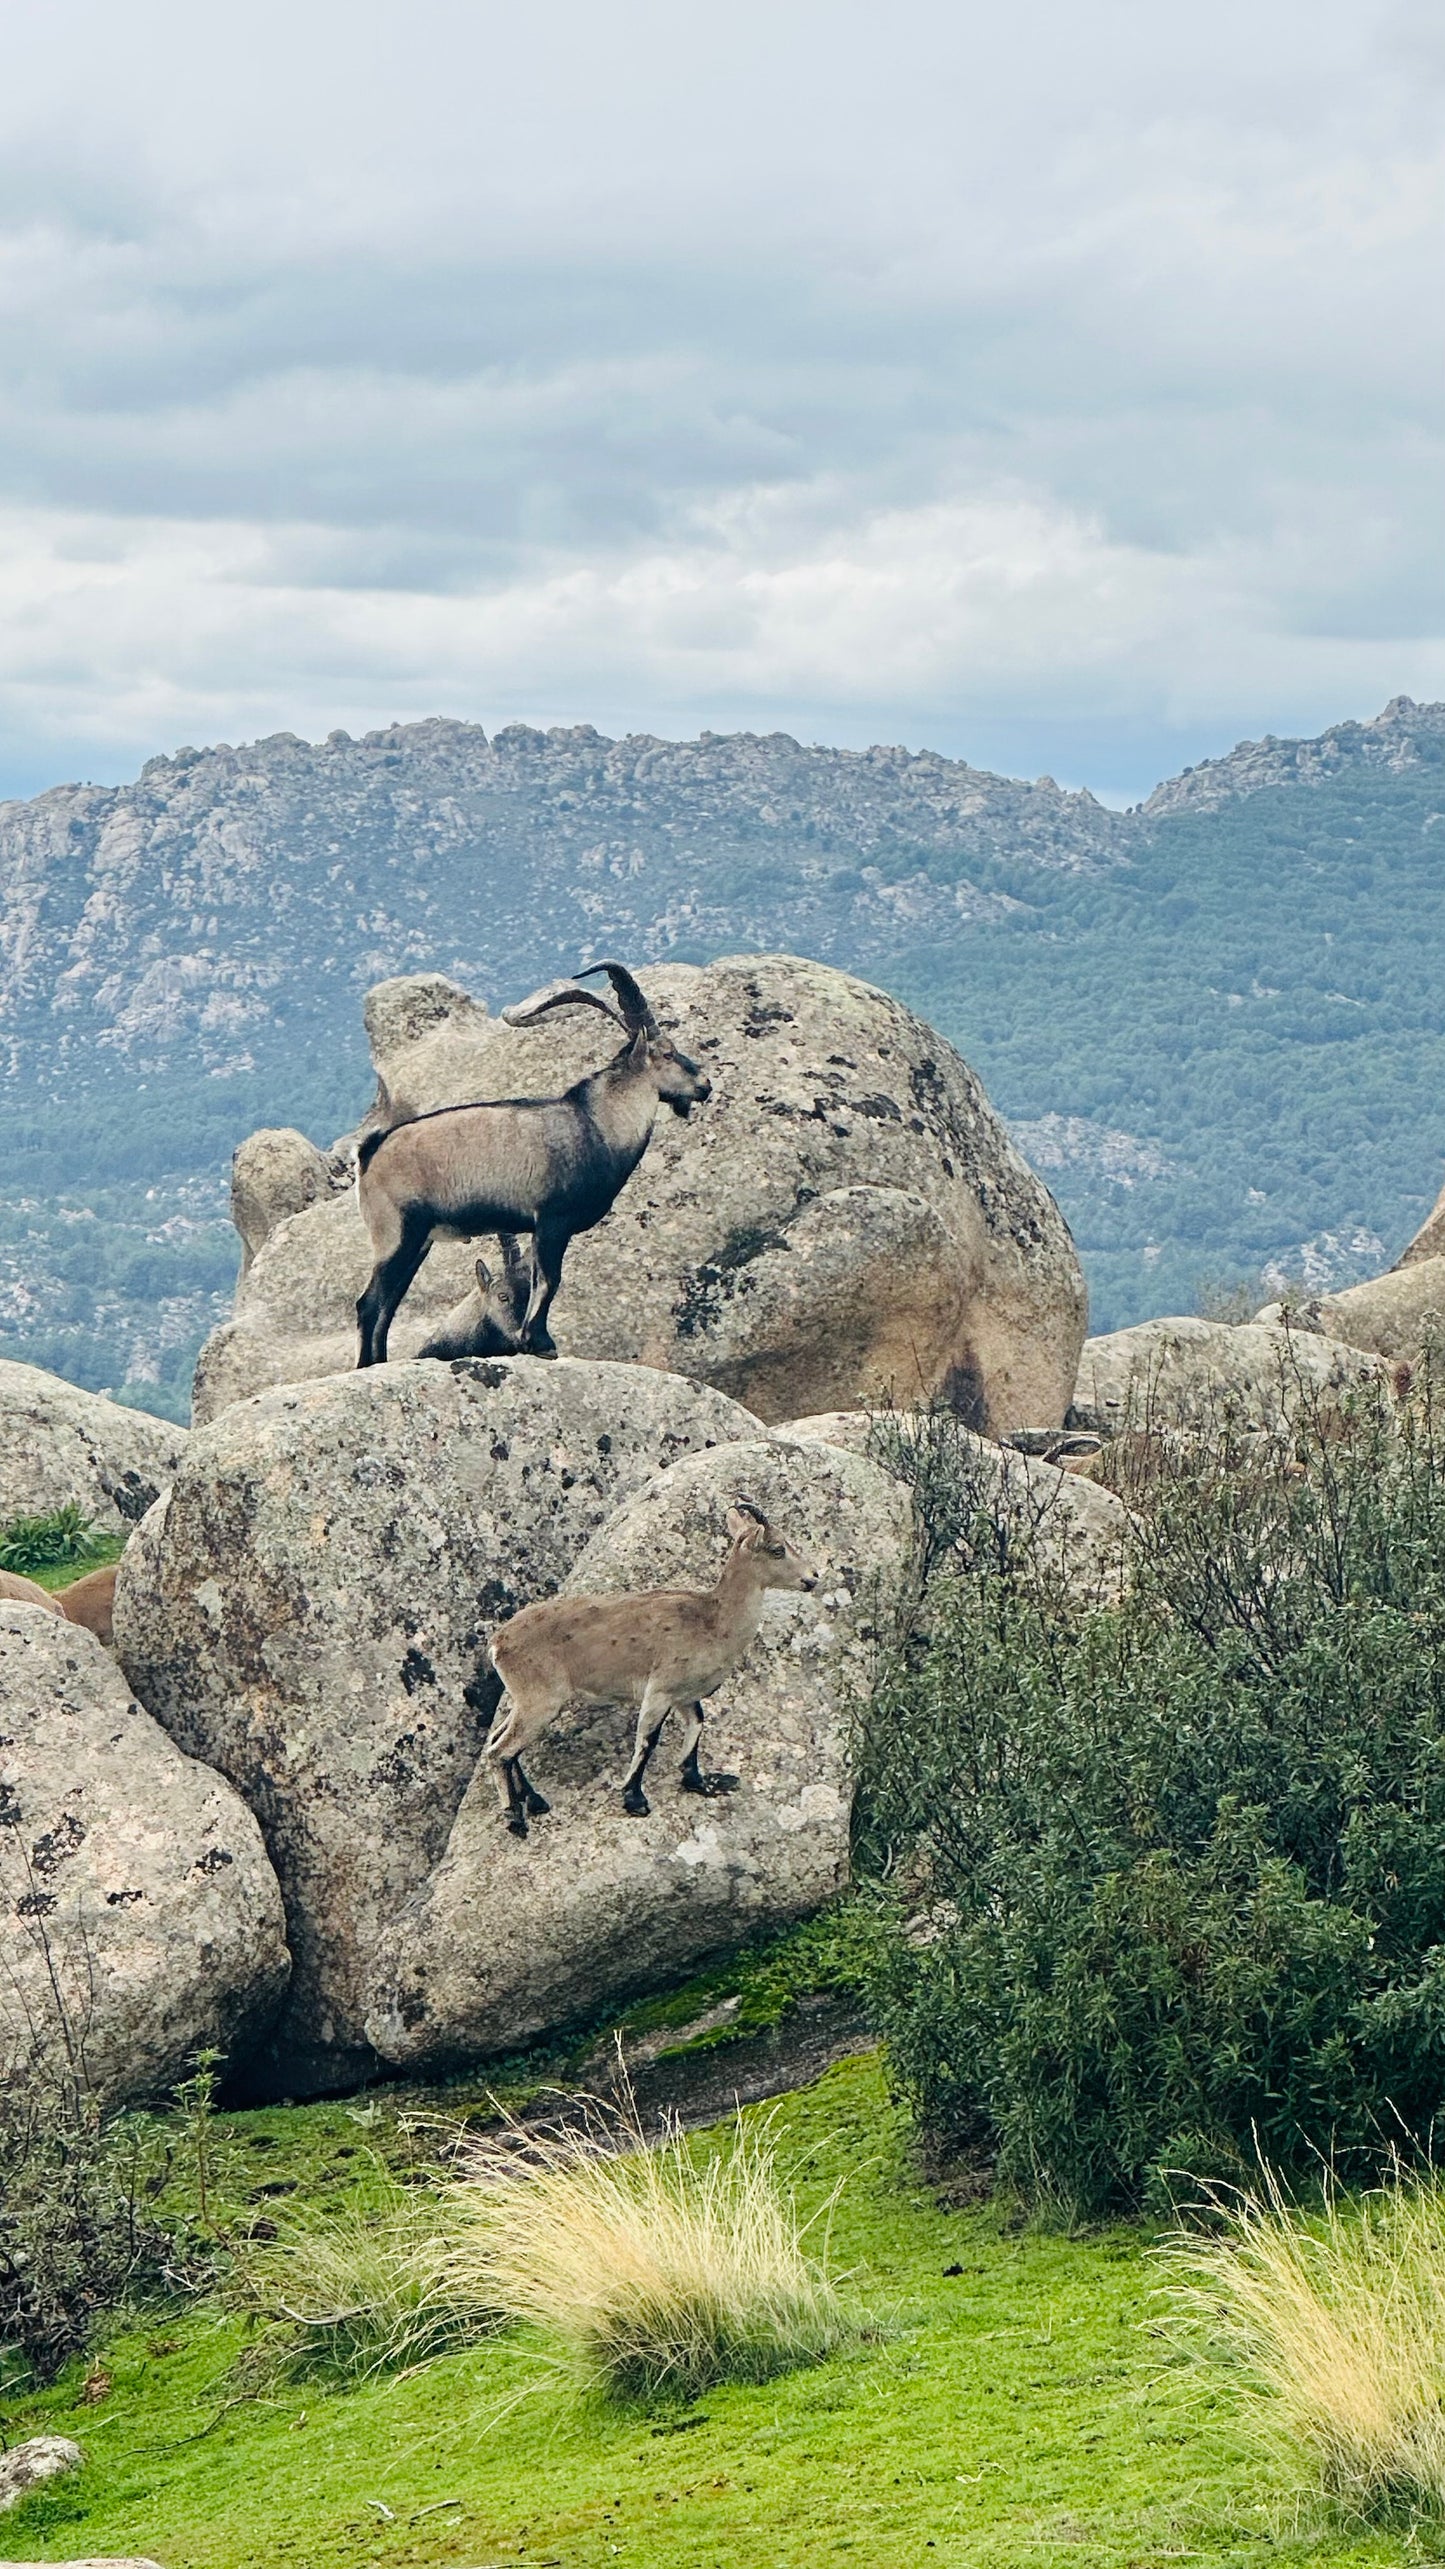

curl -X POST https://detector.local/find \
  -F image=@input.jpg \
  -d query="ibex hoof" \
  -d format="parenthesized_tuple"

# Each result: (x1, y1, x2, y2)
(506, 1815, 529, 1839)
(622, 1789, 651, 1818)
(684, 1770, 741, 1798)
(523, 1789, 551, 1817)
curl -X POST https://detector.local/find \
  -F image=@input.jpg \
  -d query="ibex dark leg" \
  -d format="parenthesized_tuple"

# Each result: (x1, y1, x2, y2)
(519, 1219, 568, 1357)
(677, 1701, 740, 1798)
(357, 1216, 431, 1367)
(621, 1682, 671, 1817)
(513, 1758, 550, 1818)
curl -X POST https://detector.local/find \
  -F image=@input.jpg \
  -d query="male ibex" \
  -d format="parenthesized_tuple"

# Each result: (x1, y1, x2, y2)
(482, 1502, 819, 1836)
(354, 962, 710, 1367)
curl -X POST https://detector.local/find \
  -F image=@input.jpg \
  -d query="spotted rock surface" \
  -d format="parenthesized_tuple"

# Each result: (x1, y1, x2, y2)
(0, 1607, 288, 2110)
(0, 1359, 186, 1535)
(194, 953, 1086, 1434)
(365, 1432, 910, 2074)
(115, 1358, 760, 2095)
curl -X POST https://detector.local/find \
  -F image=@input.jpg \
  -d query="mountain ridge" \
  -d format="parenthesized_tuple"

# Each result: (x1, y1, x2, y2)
(2, 695, 1444, 1418)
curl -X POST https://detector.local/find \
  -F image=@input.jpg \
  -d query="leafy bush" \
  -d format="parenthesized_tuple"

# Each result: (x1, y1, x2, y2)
(857, 1378, 1445, 2215)
(1164, 2159, 1445, 2520)
(0, 2062, 190, 2386)
(434, 2086, 852, 2400)
(0, 1505, 106, 1574)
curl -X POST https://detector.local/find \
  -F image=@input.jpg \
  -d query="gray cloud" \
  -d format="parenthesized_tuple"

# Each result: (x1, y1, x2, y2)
(0, 0, 1439, 802)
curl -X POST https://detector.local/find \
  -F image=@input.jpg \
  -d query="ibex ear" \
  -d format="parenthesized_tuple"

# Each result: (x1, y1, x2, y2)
(474, 1256, 493, 1291)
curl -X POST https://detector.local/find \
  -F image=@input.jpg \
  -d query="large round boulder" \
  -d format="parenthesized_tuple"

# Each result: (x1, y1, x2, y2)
(193, 954, 1086, 1433)
(0, 1360, 186, 1535)
(1069, 1316, 1390, 1434)
(365, 1433, 910, 2075)
(0, 1604, 289, 2110)
(114, 1358, 760, 2096)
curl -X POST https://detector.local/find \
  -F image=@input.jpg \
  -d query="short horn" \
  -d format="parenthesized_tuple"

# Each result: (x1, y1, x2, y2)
(576, 959, 657, 1037)
(732, 1499, 767, 1527)
(502, 978, 625, 1031)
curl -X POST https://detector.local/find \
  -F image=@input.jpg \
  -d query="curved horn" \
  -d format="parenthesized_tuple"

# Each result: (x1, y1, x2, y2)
(501, 978, 625, 1031)
(731, 1499, 767, 1527)
(576, 960, 658, 1038)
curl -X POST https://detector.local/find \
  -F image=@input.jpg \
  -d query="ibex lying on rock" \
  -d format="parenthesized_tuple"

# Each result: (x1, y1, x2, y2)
(354, 962, 711, 1367)
(417, 1235, 534, 1362)
(483, 1502, 819, 1835)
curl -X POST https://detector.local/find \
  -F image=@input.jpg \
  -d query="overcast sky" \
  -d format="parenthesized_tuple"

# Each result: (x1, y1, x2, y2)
(0, 0, 1440, 804)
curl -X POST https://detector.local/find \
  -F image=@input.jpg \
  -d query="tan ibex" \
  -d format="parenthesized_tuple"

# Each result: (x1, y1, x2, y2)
(483, 1502, 819, 1836)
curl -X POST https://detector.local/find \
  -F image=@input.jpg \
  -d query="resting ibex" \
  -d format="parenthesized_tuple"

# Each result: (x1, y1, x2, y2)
(354, 962, 711, 1367)
(483, 1502, 819, 1836)
(417, 1236, 534, 1362)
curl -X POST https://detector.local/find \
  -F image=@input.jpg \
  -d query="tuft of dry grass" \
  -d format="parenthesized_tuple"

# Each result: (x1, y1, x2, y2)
(1162, 2157, 1445, 2519)
(230, 2149, 496, 2382)
(433, 2083, 854, 2401)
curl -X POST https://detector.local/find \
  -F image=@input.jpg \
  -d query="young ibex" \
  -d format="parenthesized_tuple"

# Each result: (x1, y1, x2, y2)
(354, 961, 710, 1368)
(482, 1502, 820, 1836)
(417, 1235, 534, 1362)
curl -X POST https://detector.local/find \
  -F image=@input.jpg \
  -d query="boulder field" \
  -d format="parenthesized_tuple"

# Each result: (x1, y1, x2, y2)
(194, 952, 1087, 1436)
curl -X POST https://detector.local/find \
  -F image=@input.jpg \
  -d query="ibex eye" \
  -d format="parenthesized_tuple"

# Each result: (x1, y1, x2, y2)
(768, 1543, 786, 1557)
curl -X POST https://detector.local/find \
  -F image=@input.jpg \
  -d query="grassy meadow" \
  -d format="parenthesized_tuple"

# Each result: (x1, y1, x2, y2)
(0, 2050, 1426, 2569)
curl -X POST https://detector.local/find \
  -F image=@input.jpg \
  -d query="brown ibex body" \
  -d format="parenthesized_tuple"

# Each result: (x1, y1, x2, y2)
(483, 1504, 819, 1836)
(354, 962, 710, 1367)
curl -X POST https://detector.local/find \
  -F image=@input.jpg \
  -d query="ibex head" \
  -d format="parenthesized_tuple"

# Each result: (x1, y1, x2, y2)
(503, 961, 712, 1118)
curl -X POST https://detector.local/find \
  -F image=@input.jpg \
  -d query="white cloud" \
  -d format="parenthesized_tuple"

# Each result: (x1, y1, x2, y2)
(0, 0, 1439, 797)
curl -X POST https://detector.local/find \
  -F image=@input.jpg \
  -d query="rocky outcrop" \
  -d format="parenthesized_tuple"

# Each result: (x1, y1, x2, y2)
(0, 1361, 186, 1536)
(1069, 1316, 1389, 1434)
(0, 1607, 289, 2110)
(194, 954, 1087, 1435)
(114, 1358, 760, 2096)
(365, 1433, 909, 2074)
(1265, 1259, 1445, 1368)
(231, 1126, 345, 1277)
(783, 1410, 1127, 1599)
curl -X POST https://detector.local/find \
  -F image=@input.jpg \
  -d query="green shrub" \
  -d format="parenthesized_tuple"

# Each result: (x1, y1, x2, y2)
(0, 1504, 107, 1574)
(0, 2063, 191, 2386)
(857, 1378, 1445, 2215)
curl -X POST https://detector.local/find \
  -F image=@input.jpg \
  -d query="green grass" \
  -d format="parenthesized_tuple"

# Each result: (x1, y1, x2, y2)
(0, 2054, 1426, 2569)
(23, 1533, 126, 1592)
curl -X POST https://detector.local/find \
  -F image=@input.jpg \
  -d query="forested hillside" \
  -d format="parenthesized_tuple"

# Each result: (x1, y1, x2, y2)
(2, 696, 1442, 1417)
